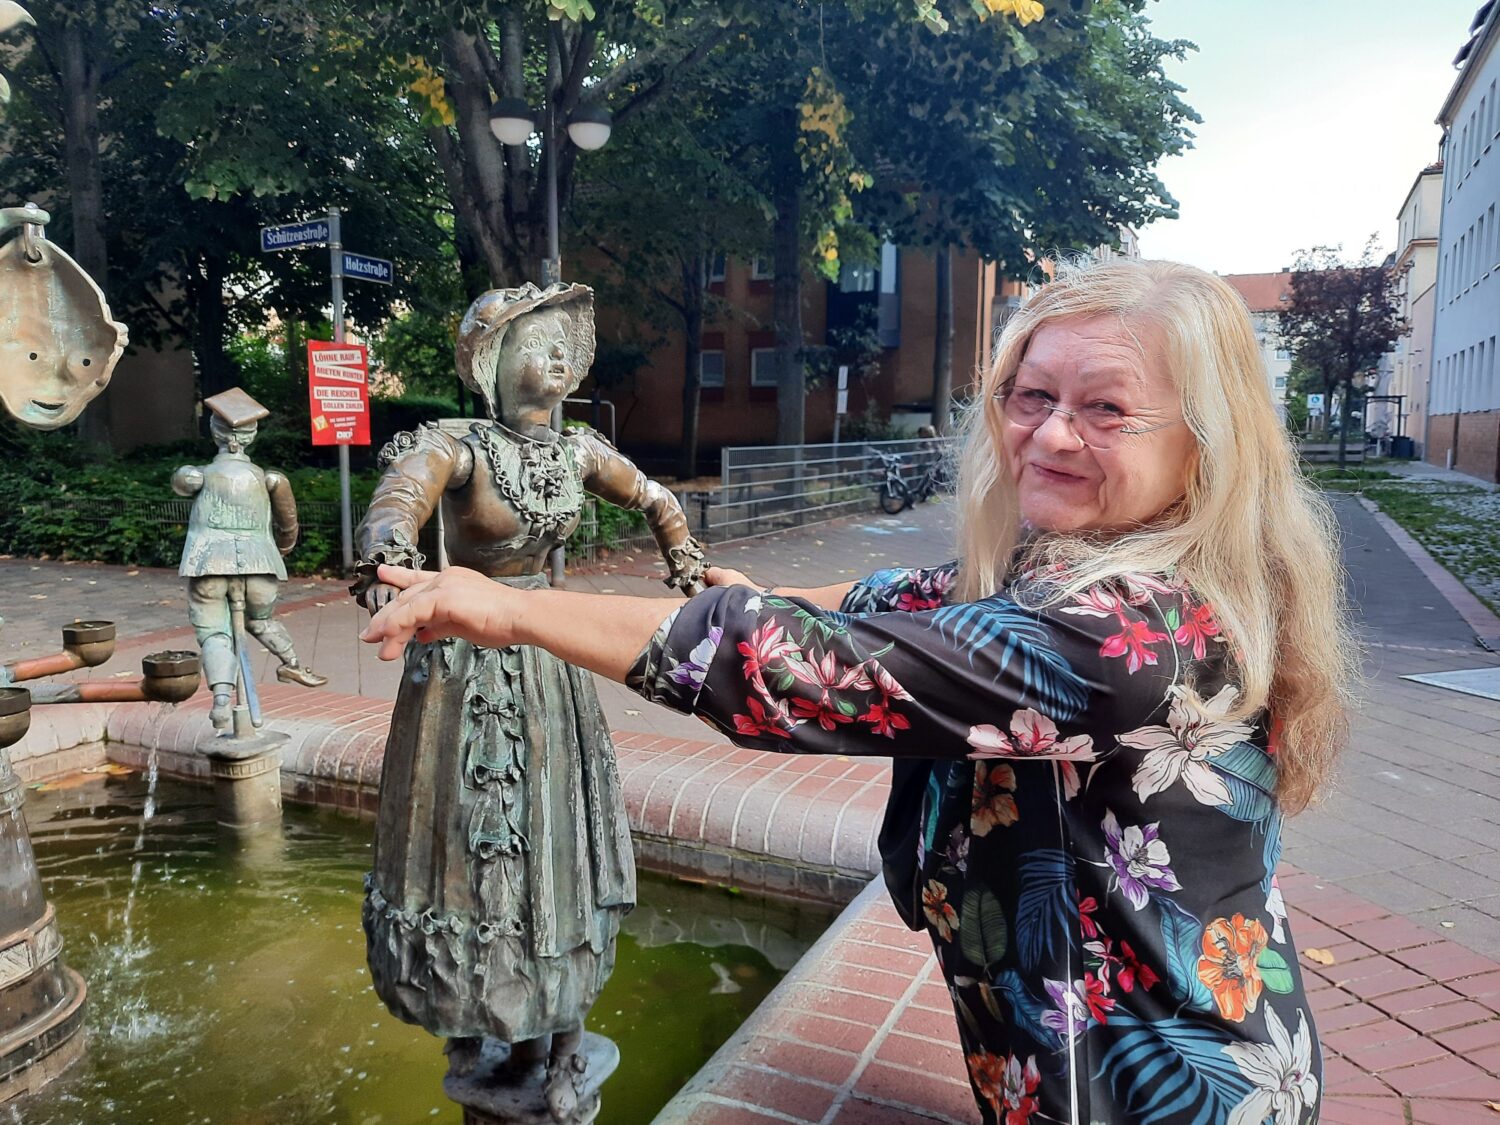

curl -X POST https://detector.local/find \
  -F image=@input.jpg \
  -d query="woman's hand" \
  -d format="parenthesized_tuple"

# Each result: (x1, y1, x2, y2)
(704, 566, 759, 590)
(359, 564, 522, 661)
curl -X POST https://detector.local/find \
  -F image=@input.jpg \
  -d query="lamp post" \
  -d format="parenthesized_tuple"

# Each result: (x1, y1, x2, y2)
(488, 78, 612, 585)
(487, 94, 613, 286)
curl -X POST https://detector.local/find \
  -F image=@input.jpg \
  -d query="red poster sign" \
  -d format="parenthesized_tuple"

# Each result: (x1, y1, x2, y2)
(307, 340, 371, 446)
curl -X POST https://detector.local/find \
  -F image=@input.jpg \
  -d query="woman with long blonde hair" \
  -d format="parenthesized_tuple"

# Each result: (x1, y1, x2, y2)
(362, 258, 1353, 1124)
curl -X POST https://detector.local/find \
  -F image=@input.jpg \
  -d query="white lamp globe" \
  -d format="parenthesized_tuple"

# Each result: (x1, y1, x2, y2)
(566, 104, 613, 151)
(489, 97, 535, 146)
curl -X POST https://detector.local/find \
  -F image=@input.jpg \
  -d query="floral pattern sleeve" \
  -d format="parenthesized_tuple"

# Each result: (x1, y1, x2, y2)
(630, 575, 1168, 764)
(627, 567, 1322, 1125)
(839, 561, 960, 614)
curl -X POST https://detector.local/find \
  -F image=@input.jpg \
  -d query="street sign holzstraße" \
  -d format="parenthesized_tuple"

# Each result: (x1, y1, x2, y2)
(340, 251, 393, 285)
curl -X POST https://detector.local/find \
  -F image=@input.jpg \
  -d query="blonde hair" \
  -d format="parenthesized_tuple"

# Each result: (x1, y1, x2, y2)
(956, 258, 1357, 813)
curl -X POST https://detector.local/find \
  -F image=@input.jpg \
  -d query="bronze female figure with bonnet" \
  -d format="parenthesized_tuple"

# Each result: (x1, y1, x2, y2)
(353, 282, 705, 1121)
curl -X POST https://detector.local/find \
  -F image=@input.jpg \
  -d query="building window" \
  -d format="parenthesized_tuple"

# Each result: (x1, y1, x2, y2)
(1274, 375, 1288, 389)
(750, 257, 773, 281)
(839, 262, 876, 293)
(708, 254, 726, 283)
(700, 349, 725, 388)
(750, 347, 778, 387)
(1275, 348, 1290, 361)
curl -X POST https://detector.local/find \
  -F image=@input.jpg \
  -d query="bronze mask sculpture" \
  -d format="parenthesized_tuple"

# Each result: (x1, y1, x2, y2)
(172, 388, 327, 730)
(0, 203, 126, 431)
(353, 282, 705, 1122)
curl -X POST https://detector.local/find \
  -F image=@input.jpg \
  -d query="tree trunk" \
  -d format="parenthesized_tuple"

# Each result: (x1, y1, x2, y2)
(771, 111, 805, 447)
(678, 256, 707, 481)
(192, 254, 234, 408)
(438, 32, 521, 287)
(59, 19, 111, 447)
(931, 246, 954, 434)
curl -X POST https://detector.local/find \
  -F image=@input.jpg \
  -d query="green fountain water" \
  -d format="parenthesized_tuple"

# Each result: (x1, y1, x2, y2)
(17, 769, 831, 1124)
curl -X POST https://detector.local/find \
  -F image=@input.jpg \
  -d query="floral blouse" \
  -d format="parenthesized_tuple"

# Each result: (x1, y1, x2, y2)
(629, 563, 1320, 1125)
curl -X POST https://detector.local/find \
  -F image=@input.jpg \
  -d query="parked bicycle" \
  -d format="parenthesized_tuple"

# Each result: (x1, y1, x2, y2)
(872, 447, 953, 514)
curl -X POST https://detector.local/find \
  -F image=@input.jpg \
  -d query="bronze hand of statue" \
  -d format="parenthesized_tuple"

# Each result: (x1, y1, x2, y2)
(663, 538, 708, 597)
(366, 583, 399, 615)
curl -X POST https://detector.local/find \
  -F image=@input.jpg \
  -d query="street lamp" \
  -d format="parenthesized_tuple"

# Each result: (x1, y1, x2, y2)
(565, 103, 613, 151)
(487, 97, 535, 146)
(485, 95, 612, 285)
(486, 89, 612, 586)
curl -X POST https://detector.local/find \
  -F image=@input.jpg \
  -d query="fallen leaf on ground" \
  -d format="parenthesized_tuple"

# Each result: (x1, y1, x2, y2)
(1485, 1102, 1500, 1114)
(1441, 920, 1456, 928)
(28, 594, 45, 600)
(624, 709, 641, 717)
(31, 774, 96, 792)
(1303, 948, 1336, 966)
(126, 570, 139, 576)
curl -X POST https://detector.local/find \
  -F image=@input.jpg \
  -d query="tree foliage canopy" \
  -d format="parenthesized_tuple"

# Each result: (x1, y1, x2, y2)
(1, 0, 1198, 453)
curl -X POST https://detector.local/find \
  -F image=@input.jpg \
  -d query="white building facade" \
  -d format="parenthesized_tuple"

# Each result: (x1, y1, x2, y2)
(1385, 163, 1443, 454)
(1222, 273, 1294, 419)
(1428, 2, 1500, 478)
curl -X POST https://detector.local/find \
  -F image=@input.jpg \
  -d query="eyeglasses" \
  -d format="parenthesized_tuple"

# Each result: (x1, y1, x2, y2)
(993, 383, 1181, 450)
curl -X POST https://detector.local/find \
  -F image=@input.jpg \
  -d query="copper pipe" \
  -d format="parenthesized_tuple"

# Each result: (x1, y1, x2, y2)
(5, 651, 87, 682)
(26, 683, 150, 704)
(4, 621, 116, 683)
(27, 652, 200, 706)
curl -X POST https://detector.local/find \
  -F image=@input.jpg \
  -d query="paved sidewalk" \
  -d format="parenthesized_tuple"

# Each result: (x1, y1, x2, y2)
(1386, 458, 1500, 491)
(1283, 495, 1500, 958)
(1, 501, 961, 743)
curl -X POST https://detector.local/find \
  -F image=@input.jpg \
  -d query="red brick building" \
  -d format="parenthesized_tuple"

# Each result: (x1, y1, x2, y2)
(583, 246, 1025, 473)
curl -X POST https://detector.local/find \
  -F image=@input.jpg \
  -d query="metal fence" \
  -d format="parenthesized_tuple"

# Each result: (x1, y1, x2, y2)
(704, 437, 957, 542)
(567, 437, 958, 565)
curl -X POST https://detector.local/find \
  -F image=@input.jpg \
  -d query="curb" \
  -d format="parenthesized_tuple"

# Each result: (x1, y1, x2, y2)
(1354, 495, 1500, 641)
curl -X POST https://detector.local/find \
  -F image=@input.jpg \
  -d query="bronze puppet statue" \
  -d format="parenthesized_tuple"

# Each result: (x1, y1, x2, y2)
(172, 388, 327, 729)
(353, 282, 705, 1121)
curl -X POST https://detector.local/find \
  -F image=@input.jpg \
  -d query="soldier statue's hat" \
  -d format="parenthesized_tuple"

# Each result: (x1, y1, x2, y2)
(203, 387, 269, 428)
(455, 282, 595, 416)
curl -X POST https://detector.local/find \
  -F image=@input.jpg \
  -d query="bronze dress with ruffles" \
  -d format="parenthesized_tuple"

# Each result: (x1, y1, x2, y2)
(354, 421, 695, 1043)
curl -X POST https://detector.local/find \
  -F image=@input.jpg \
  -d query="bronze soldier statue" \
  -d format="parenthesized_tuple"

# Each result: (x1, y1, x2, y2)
(353, 282, 705, 1123)
(173, 388, 327, 729)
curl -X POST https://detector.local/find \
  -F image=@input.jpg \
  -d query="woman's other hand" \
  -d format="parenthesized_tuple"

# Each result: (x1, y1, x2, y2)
(704, 566, 759, 589)
(359, 564, 520, 660)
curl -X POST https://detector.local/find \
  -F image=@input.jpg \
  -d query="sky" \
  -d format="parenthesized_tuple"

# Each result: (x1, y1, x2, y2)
(1134, 0, 1483, 275)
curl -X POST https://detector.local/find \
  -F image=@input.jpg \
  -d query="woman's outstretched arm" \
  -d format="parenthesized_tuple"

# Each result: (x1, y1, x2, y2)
(361, 564, 678, 682)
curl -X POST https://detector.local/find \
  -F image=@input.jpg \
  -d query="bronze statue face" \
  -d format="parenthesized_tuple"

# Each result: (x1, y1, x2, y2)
(0, 235, 125, 430)
(210, 415, 257, 454)
(493, 308, 573, 420)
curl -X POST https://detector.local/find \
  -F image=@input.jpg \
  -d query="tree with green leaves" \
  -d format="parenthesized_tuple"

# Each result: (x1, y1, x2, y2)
(1278, 238, 1409, 467)
(837, 0, 1198, 431)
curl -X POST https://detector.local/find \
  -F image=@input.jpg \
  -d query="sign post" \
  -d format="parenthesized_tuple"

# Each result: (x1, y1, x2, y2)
(260, 209, 393, 573)
(329, 209, 353, 572)
(832, 364, 850, 446)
